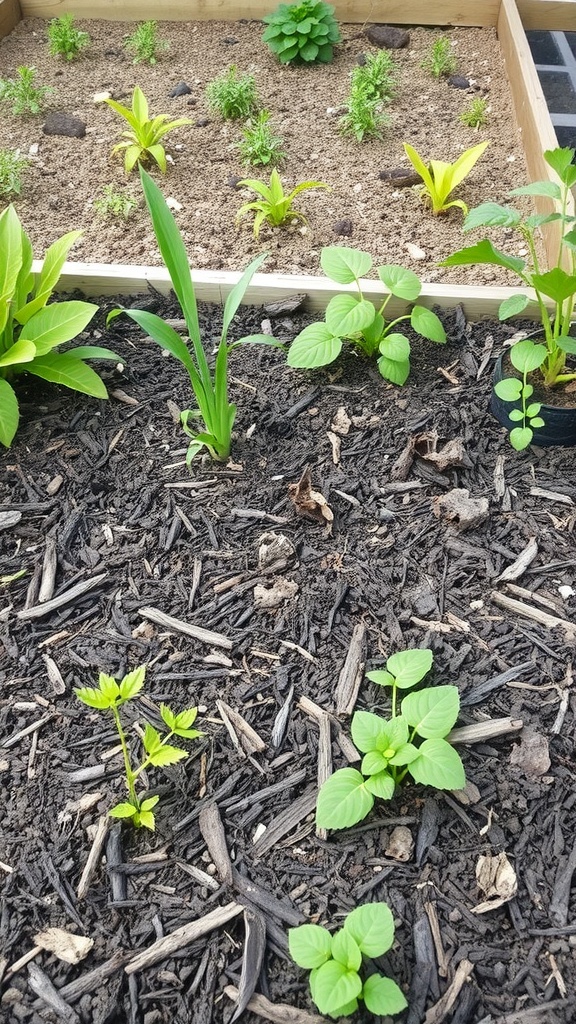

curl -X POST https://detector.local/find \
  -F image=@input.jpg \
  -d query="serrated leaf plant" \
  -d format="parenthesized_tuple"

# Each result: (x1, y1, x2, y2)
(105, 86, 192, 174)
(316, 649, 465, 831)
(287, 246, 446, 385)
(75, 665, 202, 830)
(403, 140, 489, 216)
(236, 167, 328, 237)
(47, 14, 90, 61)
(107, 166, 282, 464)
(124, 20, 169, 65)
(206, 65, 259, 120)
(0, 66, 52, 115)
(289, 903, 408, 1019)
(441, 147, 576, 450)
(263, 0, 341, 65)
(0, 205, 119, 448)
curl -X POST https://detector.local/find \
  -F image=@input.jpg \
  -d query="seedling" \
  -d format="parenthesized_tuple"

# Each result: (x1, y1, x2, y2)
(263, 0, 341, 65)
(105, 86, 192, 173)
(287, 246, 446, 385)
(0, 66, 52, 115)
(459, 97, 489, 129)
(289, 903, 407, 1019)
(124, 20, 168, 65)
(93, 184, 138, 219)
(351, 49, 396, 103)
(340, 53, 396, 142)
(237, 110, 286, 167)
(403, 140, 489, 216)
(206, 65, 259, 120)
(421, 36, 457, 79)
(47, 14, 90, 61)
(75, 666, 202, 830)
(236, 168, 328, 237)
(316, 649, 465, 830)
(0, 148, 28, 199)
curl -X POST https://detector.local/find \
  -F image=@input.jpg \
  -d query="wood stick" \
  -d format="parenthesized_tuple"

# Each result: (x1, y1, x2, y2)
(448, 718, 523, 745)
(1, 714, 55, 750)
(125, 902, 243, 974)
(496, 537, 538, 582)
(491, 591, 576, 638)
(424, 958, 475, 1024)
(225, 984, 328, 1023)
(199, 803, 233, 885)
(77, 816, 109, 899)
(39, 533, 58, 604)
(252, 790, 317, 858)
(335, 622, 366, 715)
(18, 574, 108, 620)
(138, 606, 233, 650)
(27, 963, 81, 1024)
(216, 699, 266, 756)
(316, 713, 332, 842)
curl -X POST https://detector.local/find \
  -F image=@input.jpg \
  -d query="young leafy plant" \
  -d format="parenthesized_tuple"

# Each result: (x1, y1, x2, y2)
(287, 246, 446, 384)
(0, 205, 119, 448)
(47, 14, 90, 61)
(206, 65, 259, 120)
(236, 167, 328, 237)
(0, 148, 28, 199)
(93, 183, 138, 220)
(263, 0, 341, 64)
(237, 110, 286, 167)
(339, 83, 389, 143)
(421, 35, 457, 79)
(124, 20, 169, 64)
(289, 903, 407, 1019)
(441, 146, 576, 450)
(403, 140, 489, 216)
(75, 665, 202, 830)
(316, 649, 465, 830)
(107, 166, 280, 463)
(105, 86, 192, 173)
(0, 66, 52, 115)
(459, 97, 489, 130)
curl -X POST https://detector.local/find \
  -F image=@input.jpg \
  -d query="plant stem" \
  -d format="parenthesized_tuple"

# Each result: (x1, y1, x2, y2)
(110, 703, 139, 807)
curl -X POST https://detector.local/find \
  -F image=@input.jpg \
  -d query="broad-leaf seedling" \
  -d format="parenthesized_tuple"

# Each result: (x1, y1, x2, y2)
(263, 0, 341, 65)
(206, 65, 259, 120)
(75, 666, 202, 830)
(403, 140, 489, 216)
(287, 246, 446, 384)
(47, 14, 90, 61)
(236, 167, 328, 237)
(316, 649, 465, 830)
(289, 903, 407, 1019)
(105, 86, 192, 173)
(0, 66, 52, 115)
(124, 20, 169, 65)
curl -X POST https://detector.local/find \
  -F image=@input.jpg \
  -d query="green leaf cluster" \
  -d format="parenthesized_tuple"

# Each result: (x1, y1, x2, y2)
(47, 14, 90, 61)
(403, 140, 489, 216)
(287, 246, 446, 384)
(421, 36, 457, 79)
(105, 86, 192, 174)
(340, 51, 396, 143)
(459, 97, 489, 130)
(263, 0, 341, 65)
(237, 110, 286, 168)
(316, 649, 465, 830)
(93, 183, 138, 220)
(206, 65, 259, 120)
(289, 903, 407, 1018)
(0, 66, 52, 115)
(0, 149, 28, 200)
(0, 205, 119, 448)
(124, 21, 169, 65)
(236, 167, 328, 237)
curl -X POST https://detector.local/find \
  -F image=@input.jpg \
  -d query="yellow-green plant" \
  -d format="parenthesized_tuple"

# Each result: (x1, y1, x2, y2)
(403, 140, 489, 215)
(236, 167, 328, 237)
(105, 86, 192, 173)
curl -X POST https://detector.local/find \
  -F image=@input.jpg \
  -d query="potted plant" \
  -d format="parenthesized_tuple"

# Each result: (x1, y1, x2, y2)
(441, 147, 576, 450)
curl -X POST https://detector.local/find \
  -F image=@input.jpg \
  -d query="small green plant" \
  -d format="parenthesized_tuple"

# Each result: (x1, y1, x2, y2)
(339, 85, 389, 143)
(316, 649, 465, 830)
(403, 140, 489, 216)
(47, 14, 90, 61)
(421, 35, 457, 79)
(459, 97, 489, 129)
(0, 66, 51, 115)
(289, 903, 407, 1019)
(107, 166, 281, 463)
(0, 149, 28, 200)
(205, 65, 259, 120)
(236, 167, 328, 237)
(263, 0, 341, 65)
(105, 86, 192, 173)
(124, 20, 168, 65)
(287, 246, 446, 384)
(441, 146, 576, 450)
(237, 110, 286, 167)
(352, 49, 396, 103)
(93, 184, 138, 220)
(75, 666, 202, 830)
(0, 205, 119, 448)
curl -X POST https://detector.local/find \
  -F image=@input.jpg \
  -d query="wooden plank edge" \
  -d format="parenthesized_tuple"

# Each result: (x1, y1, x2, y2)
(0, 0, 22, 39)
(517, 0, 576, 31)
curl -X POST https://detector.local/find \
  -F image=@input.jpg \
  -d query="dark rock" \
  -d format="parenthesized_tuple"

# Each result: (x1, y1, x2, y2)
(227, 175, 244, 190)
(448, 74, 471, 89)
(42, 112, 86, 139)
(356, 52, 367, 66)
(195, 117, 210, 127)
(103, 48, 121, 57)
(169, 81, 192, 97)
(223, 37, 238, 45)
(333, 219, 353, 237)
(187, 97, 198, 106)
(378, 167, 421, 187)
(364, 24, 410, 49)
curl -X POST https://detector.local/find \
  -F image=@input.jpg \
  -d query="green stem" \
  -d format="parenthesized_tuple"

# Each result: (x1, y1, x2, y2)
(110, 704, 139, 808)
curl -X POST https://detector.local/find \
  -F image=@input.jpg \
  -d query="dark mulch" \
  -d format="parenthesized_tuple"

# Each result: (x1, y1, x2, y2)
(1, 292, 575, 1024)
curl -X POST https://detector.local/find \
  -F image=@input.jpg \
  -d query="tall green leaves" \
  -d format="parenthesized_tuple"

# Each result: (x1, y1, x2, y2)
(403, 140, 489, 215)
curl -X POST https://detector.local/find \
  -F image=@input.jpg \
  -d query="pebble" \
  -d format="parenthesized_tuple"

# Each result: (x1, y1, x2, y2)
(169, 81, 191, 97)
(42, 112, 86, 139)
(93, 91, 111, 103)
(405, 242, 426, 260)
(447, 74, 471, 89)
(333, 219, 353, 237)
(364, 24, 410, 49)
(166, 197, 182, 212)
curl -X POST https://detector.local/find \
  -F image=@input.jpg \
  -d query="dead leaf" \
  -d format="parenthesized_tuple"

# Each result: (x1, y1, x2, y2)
(384, 826, 414, 862)
(34, 928, 94, 964)
(330, 406, 351, 435)
(254, 577, 299, 610)
(432, 488, 489, 532)
(414, 430, 466, 470)
(288, 466, 334, 529)
(257, 532, 296, 570)
(471, 852, 517, 913)
(509, 727, 551, 778)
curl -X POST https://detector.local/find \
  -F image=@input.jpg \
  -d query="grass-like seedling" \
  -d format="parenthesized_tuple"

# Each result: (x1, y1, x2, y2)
(124, 20, 168, 64)
(403, 140, 489, 215)
(47, 14, 90, 61)
(236, 167, 328, 237)
(316, 649, 466, 830)
(263, 0, 341, 64)
(421, 36, 457, 79)
(206, 65, 259, 120)
(340, 52, 396, 141)
(460, 97, 489, 129)
(75, 666, 202, 830)
(105, 86, 192, 173)
(0, 148, 28, 199)
(289, 904, 407, 1019)
(93, 184, 138, 219)
(237, 110, 286, 167)
(0, 66, 52, 115)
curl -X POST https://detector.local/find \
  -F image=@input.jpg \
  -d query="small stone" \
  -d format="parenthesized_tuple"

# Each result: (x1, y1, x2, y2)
(405, 242, 426, 260)
(559, 584, 575, 599)
(447, 75, 471, 89)
(195, 117, 210, 127)
(385, 826, 414, 862)
(42, 112, 86, 139)
(28, 142, 39, 157)
(223, 37, 238, 45)
(356, 52, 367, 66)
(93, 91, 111, 103)
(333, 219, 353, 237)
(166, 197, 182, 212)
(186, 97, 197, 106)
(169, 81, 191, 97)
(379, 167, 420, 187)
(364, 24, 410, 49)
(46, 475, 64, 496)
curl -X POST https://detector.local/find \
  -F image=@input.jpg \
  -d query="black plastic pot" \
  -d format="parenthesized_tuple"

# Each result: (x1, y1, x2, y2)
(490, 352, 576, 447)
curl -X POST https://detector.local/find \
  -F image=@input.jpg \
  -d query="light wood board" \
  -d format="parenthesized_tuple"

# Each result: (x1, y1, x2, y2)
(517, 0, 576, 30)
(0, 0, 21, 38)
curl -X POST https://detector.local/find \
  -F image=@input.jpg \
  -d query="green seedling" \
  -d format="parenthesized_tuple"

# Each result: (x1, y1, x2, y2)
(124, 20, 168, 65)
(237, 110, 286, 167)
(441, 146, 576, 450)
(0, 569, 27, 586)
(339, 84, 389, 142)
(236, 167, 328, 237)
(206, 65, 259, 120)
(107, 166, 281, 463)
(47, 14, 90, 61)
(75, 665, 202, 830)
(0, 148, 28, 200)
(287, 246, 446, 384)
(0, 66, 52, 115)
(403, 140, 489, 216)
(421, 35, 457, 79)
(263, 0, 341, 65)
(93, 183, 138, 219)
(316, 649, 465, 830)
(289, 903, 407, 1019)
(0, 205, 119, 448)
(352, 49, 396, 102)
(459, 97, 489, 129)
(105, 86, 192, 173)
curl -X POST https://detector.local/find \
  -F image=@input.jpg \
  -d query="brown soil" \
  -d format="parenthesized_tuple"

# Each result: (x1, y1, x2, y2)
(1, 17, 542, 283)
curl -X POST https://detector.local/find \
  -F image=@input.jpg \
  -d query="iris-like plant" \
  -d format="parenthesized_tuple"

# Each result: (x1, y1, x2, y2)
(105, 86, 192, 173)
(263, 0, 341, 65)
(236, 168, 328, 237)
(287, 246, 446, 384)
(124, 20, 169, 65)
(403, 140, 489, 216)
(206, 65, 259, 120)
(75, 666, 202, 830)
(421, 36, 457, 79)
(0, 205, 119, 448)
(237, 110, 286, 167)
(0, 66, 52, 115)
(289, 904, 407, 1019)
(47, 14, 90, 61)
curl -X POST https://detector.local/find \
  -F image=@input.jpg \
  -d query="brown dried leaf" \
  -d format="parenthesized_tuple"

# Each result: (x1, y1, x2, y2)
(432, 488, 489, 532)
(414, 430, 466, 470)
(471, 852, 517, 913)
(33, 928, 94, 964)
(288, 466, 334, 528)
